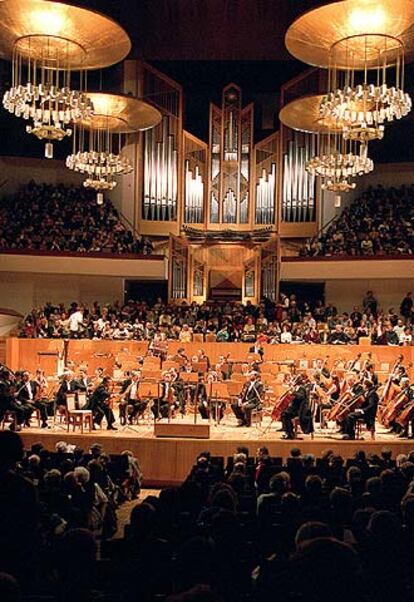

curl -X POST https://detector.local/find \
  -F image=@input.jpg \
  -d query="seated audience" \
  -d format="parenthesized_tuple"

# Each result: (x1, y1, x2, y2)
(0, 181, 153, 255)
(18, 292, 414, 346)
(300, 184, 414, 257)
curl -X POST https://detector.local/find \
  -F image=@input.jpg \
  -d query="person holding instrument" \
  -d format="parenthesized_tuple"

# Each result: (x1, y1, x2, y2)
(231, 371, 264, 427)
(0, 369, 30, 431)
(119, 371, 147, 425)
(152, 372, 177, 420)
(16, 370, 49, 428)
(342, 379, 379, 440)
(281, 375, 313, 439)
(88, 376, 117, 430)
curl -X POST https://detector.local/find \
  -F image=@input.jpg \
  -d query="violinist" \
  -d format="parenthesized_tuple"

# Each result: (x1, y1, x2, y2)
(88, 376, 117, 430)
(152, 372, 177, 420)
(16, 370, 49, 428)
(0, 368, 30, 431)
(120, 370, 147, 425)
(73, 368, 94, 398)
(281, 375, 313, 439)
(231, 371, 264, 427)
(342, 379, 379, 440)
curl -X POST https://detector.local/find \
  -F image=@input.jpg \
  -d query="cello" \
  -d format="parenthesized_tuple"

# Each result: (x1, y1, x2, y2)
(270, 374, 301, 422)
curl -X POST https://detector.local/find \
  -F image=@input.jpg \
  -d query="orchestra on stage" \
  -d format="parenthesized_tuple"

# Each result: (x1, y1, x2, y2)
(0, 348, 413, 441)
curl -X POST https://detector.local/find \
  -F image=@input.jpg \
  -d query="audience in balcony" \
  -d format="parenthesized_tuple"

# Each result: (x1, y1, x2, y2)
(0, 181, 153, 255)
(3, 432, 414, 601)
(18, 290, 414, 345)
(300, 185, 414, 257)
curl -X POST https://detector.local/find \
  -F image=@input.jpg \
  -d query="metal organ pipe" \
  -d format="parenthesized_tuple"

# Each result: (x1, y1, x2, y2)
(143, 115, 178, 221)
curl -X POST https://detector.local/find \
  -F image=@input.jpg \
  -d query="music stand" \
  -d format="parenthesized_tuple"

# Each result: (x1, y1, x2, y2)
(208, 382, 230, 426)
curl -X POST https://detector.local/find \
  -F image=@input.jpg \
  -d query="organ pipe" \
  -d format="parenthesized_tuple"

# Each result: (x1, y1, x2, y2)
(282, 131, 316, 222)
(143, 115, 178, 221)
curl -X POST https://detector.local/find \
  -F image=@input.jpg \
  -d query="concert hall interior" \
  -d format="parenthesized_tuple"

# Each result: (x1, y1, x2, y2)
(2, 1, 414, 601)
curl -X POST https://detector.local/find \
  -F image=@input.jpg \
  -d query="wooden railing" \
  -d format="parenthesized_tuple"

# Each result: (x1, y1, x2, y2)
(0, 249, 164, 261)
(5, 338, 414, 378)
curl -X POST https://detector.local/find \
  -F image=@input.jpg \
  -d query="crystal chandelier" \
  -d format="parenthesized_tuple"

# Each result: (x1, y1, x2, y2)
(66, 115, 133, 193)
(3, 36, 93, 158)
(66, 92, 161, 196)
(320, 34, 411, 143)
(0, 0, 131, 158)
(306, 131, 374, 192)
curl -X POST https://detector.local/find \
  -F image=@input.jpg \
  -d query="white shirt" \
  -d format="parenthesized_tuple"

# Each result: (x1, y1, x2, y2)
(69, 311, 83, 332)
(130, 382, 138, 400)
(26, 382, 33, 400)
(280, 331, 293, 344)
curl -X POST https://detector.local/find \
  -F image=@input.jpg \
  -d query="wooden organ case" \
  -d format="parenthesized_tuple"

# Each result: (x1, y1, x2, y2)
(123, 62, 319, 303)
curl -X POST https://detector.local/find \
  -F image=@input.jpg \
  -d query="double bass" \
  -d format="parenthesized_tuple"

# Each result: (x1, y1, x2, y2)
(378, 355, 404, 423)
(396, 387, 414, 429)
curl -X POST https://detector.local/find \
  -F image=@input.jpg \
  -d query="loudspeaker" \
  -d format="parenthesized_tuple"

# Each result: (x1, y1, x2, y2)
(154, 423, 210, 439)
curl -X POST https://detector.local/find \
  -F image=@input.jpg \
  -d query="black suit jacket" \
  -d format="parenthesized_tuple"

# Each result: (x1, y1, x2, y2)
(16, 381, 39, 403)
(88, 385, 110, 410)
(361, 388, 379, 426)
(56, 380, 74, 406)
(241, 380, 264, 407)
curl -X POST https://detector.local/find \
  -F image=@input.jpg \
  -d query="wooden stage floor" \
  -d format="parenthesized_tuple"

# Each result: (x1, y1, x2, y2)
(19, 416, 414, 486)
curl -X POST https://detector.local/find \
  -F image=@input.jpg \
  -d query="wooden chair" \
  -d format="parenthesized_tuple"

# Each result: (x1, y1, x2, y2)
(1, 410, 17, 430)
(205, 333, 217, 342)
(232, 373, 247, 382)
(143, 356, 161, 368)
(142, 369, 163, 382)
(293, 417, 314, 440)
(66, 394, 93, 433)
(27, 407, 42, 428)
(359, 337, 372, 346)
(355, 420, 375, 440)
(192, 333, 204, 343)
(162, 361, 180, 371)
(226, 381, 242, 401)
(251, 407, 263, 428)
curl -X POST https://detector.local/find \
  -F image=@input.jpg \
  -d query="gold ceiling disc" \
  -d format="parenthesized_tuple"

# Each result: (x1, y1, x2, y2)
(0, 0, 131, 69)
(80, 93, 162, 133)
(285, 0, 414, 69)
(279, 94, 342, 134)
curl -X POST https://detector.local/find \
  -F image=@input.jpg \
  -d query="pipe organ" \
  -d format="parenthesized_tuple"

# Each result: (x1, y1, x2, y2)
(255, 132, 278, 225)
(139, 63, 182, 225)
(124, 61, 321, 303)
(143, 115, 178, 221)
(169, 236, 189, 301)
(261, 239, 278, 301)
(183, 132, 207, 224)
(208, 84, 253, 225)
(282, 130, 316, 223)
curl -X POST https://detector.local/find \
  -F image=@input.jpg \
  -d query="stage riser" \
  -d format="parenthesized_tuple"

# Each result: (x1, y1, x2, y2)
(19, 431, 414, 486)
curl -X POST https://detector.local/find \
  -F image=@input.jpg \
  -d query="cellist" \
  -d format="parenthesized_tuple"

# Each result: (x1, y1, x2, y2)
(342, 379, 379, 440)
(281, 375, 313, 440)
